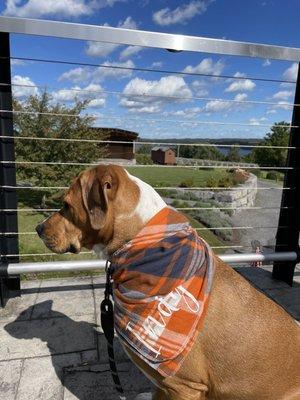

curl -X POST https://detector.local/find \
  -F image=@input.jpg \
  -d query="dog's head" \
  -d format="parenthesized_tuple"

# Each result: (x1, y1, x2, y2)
(36, 164, 140, 255)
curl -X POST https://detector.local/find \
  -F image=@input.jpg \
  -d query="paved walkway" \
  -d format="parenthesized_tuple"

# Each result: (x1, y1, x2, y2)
(0, 267, 299, 399)
(0, 276, 153, 400)
(231, 179, 282, 251)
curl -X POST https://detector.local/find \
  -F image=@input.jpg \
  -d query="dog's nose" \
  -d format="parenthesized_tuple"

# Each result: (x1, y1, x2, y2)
(36, 223, 45, 237)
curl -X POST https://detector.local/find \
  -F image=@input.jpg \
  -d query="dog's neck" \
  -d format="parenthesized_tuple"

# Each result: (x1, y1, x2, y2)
(93, 173, 166, 258)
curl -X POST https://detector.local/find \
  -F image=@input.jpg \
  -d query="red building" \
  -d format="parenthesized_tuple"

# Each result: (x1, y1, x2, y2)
(151, 146, 176, 165)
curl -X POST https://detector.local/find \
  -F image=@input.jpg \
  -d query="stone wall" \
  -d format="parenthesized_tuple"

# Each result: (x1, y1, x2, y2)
(177, 157, 258, 169)
(174, 173, 257, 214)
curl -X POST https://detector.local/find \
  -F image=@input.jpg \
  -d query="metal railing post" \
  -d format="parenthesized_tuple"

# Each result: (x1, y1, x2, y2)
(273, 62, 300, 285)
(0, 32, 20, 307)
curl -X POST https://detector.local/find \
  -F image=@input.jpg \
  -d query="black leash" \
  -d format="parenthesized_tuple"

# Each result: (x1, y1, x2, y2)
(100, 261, 127, 400)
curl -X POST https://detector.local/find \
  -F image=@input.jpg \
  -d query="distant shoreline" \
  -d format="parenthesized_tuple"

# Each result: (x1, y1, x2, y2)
(138, 137, 263, 146)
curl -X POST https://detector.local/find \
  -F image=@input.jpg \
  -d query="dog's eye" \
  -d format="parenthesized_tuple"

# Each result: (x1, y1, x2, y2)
(63, 202, 70, 211)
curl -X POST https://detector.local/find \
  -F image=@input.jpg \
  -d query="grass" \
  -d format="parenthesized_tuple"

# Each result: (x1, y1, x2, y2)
(18, 210, 98, 280)
(259, 170, 284, 183)
(185, 214, 225, 254)
(126, 166, 231, 187)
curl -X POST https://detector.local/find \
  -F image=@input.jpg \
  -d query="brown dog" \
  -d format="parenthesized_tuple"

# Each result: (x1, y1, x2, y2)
(36, 164, 300, 400)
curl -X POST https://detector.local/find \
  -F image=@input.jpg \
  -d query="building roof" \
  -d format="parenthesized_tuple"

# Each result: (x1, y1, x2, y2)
(91, 127, 139, 141)
(151, 146, 174, 152)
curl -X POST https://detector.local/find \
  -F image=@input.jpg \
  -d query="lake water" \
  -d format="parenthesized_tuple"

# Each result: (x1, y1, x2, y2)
(218, 146, 252, 157)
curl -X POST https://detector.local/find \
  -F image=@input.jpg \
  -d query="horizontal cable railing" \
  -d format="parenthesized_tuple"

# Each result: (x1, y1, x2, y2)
(0, 160, 295, 170)
(0, 82, 299, 108)
(0, 136, 297, 150)
(1, 185, 293, 191)
(1, 109, 298, 129)
(0, 55, 297, 84)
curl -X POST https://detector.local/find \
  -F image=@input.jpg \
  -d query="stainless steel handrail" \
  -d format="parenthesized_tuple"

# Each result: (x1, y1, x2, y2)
(0, 16, 300, 61)
(0, 252, 297, 275)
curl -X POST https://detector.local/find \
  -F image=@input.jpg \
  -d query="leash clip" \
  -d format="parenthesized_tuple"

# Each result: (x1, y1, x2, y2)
(104, 260, 113, 300)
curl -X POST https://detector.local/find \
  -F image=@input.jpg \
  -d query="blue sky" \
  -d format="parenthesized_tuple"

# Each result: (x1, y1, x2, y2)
(1, 0, 299, 139)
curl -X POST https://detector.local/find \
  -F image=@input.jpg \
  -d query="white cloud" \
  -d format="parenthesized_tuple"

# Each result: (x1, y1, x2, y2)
(234, 93, 248, 102)
(225, 79, 256, 92)
(52, 83, 106, 107)
(249, 117, 268, 125)
(122, 76, 192, 100)
(233, 72, 247, 78)
(59, 67, 90, 83)
(273, 101, 291, 111)
(130, 105, 161, 114)
(59, 60, 135, 83)
(2, 0, 124, 18)
(87, 98, 106, 107)
(283, 63, 298, 81)
(191, 80, 209, 96)
(204, 100, 232, 113)
(151, 61, 163, 68)
(86, 17, 137, 57)
(163, 107, 202, 118)
(194, 88, 209, 97)
(11, 59, 26, 66)
(120, 75, 192, 113)
(272, 90, 293, 100)
(153, 0, 214, 26)
(86, 41, 120, 58)
(262, 59, 271, 67)
(94, 60, 135, 80)
(183, 58, 225, 76)
(12, 75, 39, 98)
(119, 45, 143, 60)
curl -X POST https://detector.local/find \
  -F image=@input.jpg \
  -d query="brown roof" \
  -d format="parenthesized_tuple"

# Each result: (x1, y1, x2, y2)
(91, 127, 139, 141)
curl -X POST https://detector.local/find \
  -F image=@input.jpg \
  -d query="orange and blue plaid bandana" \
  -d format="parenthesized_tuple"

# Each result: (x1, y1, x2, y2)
(110, 207, 215, 377)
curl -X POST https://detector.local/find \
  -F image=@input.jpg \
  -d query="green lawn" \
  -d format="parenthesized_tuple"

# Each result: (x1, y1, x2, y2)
(126, 166, 231, 187)
(185, 214, 225, 254)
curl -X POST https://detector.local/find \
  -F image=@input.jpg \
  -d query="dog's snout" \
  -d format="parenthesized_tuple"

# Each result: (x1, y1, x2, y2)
(36, 223, 45, 237)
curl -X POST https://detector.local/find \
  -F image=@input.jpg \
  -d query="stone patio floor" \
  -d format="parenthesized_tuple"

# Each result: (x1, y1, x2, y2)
(0, 265, 299, 400)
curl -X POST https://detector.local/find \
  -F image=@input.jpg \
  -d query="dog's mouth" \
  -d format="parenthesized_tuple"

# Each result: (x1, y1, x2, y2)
(41, 236, 80, 255)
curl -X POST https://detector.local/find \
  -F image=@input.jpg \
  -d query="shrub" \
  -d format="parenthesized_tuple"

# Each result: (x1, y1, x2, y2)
(189, 208, 233, 241)
(136, 154, 153, 165)
(266, 171, 281, 181)
(179, 178, 195, 188)
(252, 169, 262, 178)
(206, 177, 219, 188)
(217, 176, 233, 188)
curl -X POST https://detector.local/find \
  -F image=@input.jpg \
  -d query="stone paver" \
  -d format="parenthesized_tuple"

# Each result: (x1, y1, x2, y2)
(0, 312, 96, 361)
(63, 361, 153, 400)
(0, 359, 23, 400)
(33, 277, 94, 319)
(0, 280, 41, 323)
(0, 271, 298, 399)
(16, 353, 81, 400)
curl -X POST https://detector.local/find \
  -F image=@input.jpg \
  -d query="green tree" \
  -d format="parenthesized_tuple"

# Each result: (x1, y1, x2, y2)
(226, 146, 241, 162)
(194, 146, 225, 161)
(250, 122, 290, 167)
(13, 91, 107, 186)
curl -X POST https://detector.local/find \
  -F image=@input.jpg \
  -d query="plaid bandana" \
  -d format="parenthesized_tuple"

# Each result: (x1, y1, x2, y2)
(110, 207, 214, 377)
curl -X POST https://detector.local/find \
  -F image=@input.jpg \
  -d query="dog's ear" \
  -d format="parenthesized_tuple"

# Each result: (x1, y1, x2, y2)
(80, 169, 117, 230)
